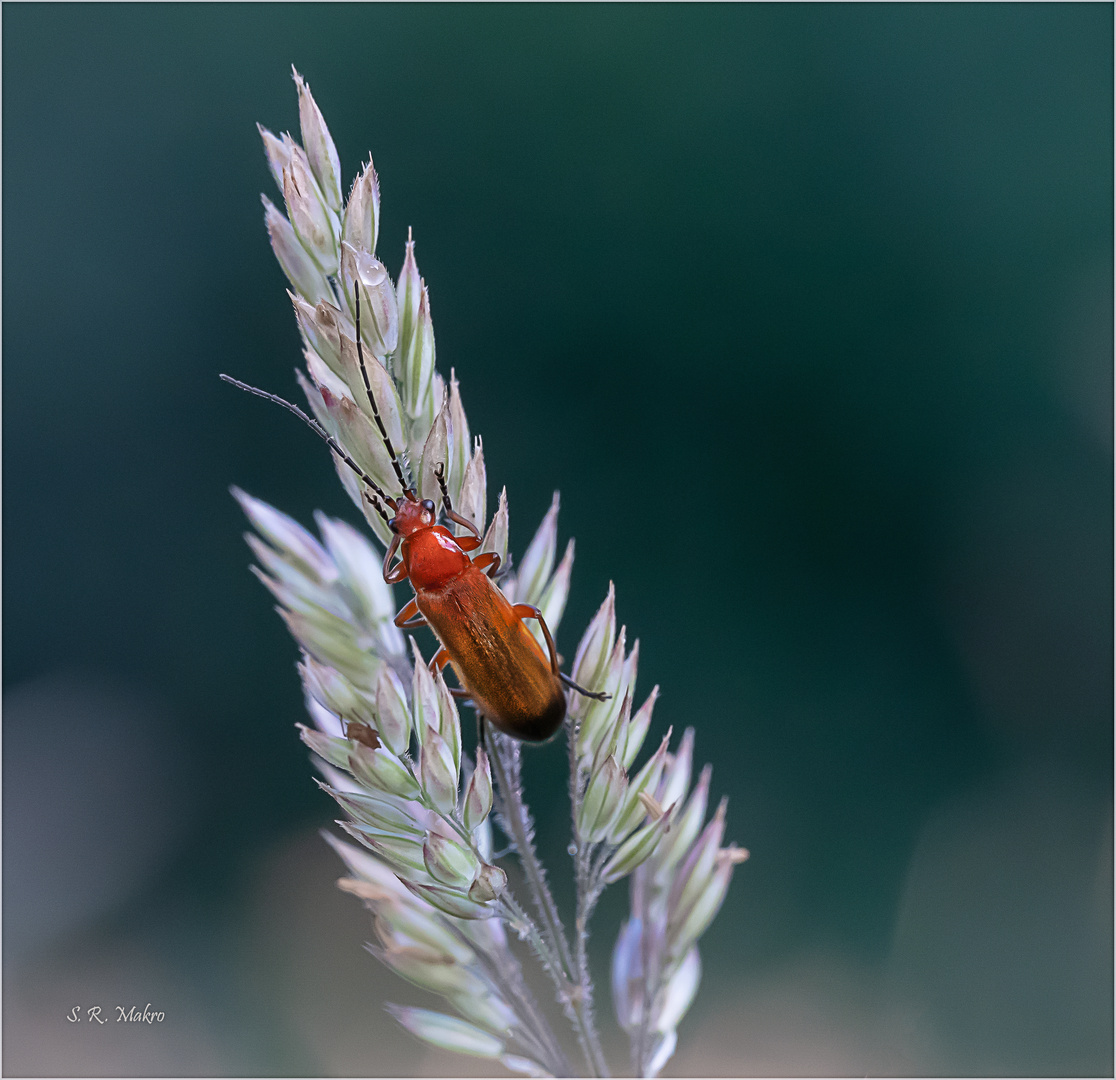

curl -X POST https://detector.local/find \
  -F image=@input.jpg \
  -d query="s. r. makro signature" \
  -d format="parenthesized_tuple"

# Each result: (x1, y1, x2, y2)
(66, 1004, 165, 1024)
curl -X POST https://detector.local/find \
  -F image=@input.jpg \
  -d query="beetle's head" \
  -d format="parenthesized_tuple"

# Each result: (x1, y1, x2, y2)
(388, 495, 437, 537)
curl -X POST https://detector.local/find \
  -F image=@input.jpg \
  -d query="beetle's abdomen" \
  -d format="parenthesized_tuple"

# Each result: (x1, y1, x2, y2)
(416, 566, 566, 742)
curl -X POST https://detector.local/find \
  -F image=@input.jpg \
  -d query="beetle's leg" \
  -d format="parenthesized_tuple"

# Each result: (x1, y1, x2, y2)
(382, 534, 408, 584)
(512, 604, 561, 676)
(513, 604, 611, 701)
(393, 596, 427, 628)
(429, 649, 471, 701)
(471, 551, 501, 577)
(559, 670, 611, 701)
(456, 533, 483, 553)
(433, 462, 483, 542)
(446, 508, 482, 540)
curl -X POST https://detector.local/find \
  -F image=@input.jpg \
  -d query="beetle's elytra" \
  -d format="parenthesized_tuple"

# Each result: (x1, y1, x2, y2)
(385, 493, 570, 741)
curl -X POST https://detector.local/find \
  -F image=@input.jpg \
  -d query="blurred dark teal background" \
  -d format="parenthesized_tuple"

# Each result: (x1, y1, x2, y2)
(4, 4, 1112, 1076)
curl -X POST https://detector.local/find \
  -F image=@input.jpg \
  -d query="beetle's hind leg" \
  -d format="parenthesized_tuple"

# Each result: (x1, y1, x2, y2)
(513, 603, 611, 701)
(512, 604, 561, 675)
(559, 671, 611, 701)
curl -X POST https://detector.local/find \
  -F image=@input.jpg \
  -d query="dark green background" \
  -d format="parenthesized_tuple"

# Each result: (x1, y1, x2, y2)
(4, 4, 1112, 1075)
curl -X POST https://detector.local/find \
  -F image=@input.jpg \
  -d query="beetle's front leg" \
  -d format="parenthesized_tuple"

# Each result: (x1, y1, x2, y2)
(382, 534, 407, 584)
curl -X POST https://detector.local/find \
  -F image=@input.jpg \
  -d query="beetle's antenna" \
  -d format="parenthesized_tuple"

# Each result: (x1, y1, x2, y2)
(354, 291, 414, 500)
(219, 374, 395, 522)
(361, 487, 392, 525)
(432, 461, 452, 512)
(433, 461, 482, 540)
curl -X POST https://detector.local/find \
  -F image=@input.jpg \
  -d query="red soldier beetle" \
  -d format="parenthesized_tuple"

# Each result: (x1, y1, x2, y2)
(222, 294, 607, 742)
